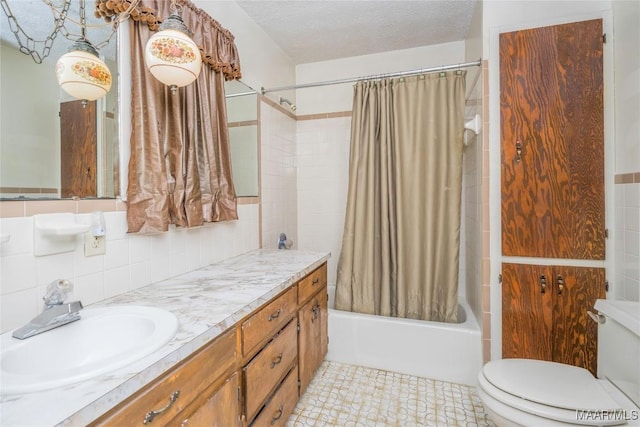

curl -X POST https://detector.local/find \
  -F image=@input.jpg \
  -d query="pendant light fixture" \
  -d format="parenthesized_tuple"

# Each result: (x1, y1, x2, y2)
(144, 0, 202, 92)
(55, 0, 112, 102)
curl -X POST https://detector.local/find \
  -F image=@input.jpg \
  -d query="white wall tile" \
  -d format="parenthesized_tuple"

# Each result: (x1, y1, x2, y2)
(1, 254, 37, 294)
(74, 272, 105, 306)
(129, 234, 152, 263)
(130, 260, 152, 290)
(104, 238, 130, 270)
(104, 266, 131, 299)
(0, 217, 33, 256)
(624, 207, 639, 232)
(615, 182, 640, 301)
(36, 252, 74, 287)
(1, 288, 38, 332)
(0, 207, 260, 334)
(74, 246, 105, 277)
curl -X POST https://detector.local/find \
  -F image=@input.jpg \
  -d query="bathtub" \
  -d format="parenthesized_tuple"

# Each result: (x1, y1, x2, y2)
(326, 285, 482, 386)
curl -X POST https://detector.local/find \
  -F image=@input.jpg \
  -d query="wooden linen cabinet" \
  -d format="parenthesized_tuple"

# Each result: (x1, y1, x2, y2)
(500, 19, 606, 375)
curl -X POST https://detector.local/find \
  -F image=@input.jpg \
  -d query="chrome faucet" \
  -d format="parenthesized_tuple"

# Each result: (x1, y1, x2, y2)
(12, 279, 83, 340)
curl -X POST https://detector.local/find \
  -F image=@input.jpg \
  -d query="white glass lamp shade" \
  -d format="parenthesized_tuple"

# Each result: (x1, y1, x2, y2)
(56, 43, 112, 101)
(145, 28, 202, 88)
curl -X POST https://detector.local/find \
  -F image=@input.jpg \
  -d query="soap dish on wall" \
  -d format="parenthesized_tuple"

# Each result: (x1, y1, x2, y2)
(34, 213, 90, 257)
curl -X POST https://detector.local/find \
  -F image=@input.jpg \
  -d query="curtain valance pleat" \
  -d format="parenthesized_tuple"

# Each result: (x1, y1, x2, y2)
(95, 0, 241, 80)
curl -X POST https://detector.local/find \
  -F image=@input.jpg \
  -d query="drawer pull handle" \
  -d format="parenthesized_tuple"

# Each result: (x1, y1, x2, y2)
(312, 277, 320, 285)
(143, 390, 180, 424)
(270, 353, 283, 369)
(270, 405, 284, 425)
(268, 309, 282, 321)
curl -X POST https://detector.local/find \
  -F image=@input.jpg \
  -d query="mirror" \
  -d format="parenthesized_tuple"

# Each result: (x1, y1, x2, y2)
(0, 1, 119, 200)
(225, 80, 258, 197)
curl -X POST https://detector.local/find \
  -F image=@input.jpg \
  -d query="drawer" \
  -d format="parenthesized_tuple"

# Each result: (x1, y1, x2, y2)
(298, 263, 327, 304)
(243, 319, 297, 423)
(242, 287, 297, 357)
(250, 367, 298, 427)
(93, 327, 237, 427)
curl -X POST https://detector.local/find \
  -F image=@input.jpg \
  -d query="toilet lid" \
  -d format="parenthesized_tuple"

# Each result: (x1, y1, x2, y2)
(483, 359, 622, 412)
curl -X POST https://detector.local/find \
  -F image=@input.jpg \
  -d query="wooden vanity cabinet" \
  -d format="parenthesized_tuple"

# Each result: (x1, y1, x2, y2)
(179, 372, 241, 426)
(90, 327, 239, 427)
(241, 263, 328, 426)
(91, 261, 329, 427)
(298, 264, 328, 395)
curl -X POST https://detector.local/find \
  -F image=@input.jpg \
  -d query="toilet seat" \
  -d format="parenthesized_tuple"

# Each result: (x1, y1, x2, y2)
(478, 359, 625, 426)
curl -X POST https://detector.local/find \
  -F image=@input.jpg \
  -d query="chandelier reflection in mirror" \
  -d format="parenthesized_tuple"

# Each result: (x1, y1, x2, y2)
(0, 0, 138, 102)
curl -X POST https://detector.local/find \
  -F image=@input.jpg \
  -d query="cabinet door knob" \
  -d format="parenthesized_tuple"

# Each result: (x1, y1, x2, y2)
(515, 140, 523, 162)
(143, 390, 180, 424)
(540, 274, 547, 294)
(557, 275, 564, 295)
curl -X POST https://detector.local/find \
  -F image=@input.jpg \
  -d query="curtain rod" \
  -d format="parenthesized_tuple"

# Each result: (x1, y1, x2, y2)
(261, 59, 482, 94)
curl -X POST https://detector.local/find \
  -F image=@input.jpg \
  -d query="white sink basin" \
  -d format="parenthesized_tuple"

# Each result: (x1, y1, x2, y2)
(1, 305, 178, 395)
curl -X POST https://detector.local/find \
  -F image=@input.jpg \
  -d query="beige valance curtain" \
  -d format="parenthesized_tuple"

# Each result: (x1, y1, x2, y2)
(104, 0, 241, 232)
(335, 72, 466, 323)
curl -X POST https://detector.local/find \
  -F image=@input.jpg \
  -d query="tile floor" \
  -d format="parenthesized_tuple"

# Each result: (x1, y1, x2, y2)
(286, 361, 496, 427)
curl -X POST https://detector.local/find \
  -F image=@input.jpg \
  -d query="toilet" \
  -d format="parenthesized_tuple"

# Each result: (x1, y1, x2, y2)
(477, 299, 640, 426)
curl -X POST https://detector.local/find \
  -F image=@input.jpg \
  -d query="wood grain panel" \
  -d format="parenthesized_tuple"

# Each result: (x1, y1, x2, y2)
(60, 100, 97, 198)
(241, 286, 297, 357)
(502, 263, 554, 361)
(243, 319, 297, 423)
(92, 327, 237, 426)
(177, 372, 241, 427)
(557, 21, 605, 260)
(251, 368, 298, 427)
(552, 266, 605, 376)
(298, 286, 328, 395)
(500, 20, 604, 259)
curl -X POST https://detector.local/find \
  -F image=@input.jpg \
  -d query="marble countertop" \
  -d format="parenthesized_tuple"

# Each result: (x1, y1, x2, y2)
(0, 249, 330, 427)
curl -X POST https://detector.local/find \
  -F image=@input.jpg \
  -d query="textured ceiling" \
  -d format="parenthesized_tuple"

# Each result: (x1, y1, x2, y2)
(235, 0, 478, 64)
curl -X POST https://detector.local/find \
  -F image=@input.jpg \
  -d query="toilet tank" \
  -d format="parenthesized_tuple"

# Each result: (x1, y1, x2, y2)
(595, 299, 640, 407)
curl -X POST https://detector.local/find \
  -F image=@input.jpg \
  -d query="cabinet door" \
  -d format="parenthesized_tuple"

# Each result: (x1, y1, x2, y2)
(552, 266, 605, 376)
(502, 263, 554, 361)
(500, 19, 604, 259)
(503, 263, 605, 375)
(179, 372, 240, 427)
(298, 285, 328, 395)
(60, 100, 97, 198)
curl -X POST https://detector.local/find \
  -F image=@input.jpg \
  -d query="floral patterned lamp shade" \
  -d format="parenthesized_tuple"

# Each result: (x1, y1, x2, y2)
(144, 12, 202, 90)
(56, 40, 112, 101)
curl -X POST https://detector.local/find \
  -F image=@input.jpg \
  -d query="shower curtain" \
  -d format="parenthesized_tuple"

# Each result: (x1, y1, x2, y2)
(335, 71, 466, 323)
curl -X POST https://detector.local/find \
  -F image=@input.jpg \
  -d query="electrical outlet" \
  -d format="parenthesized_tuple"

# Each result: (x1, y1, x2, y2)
(84, 233, 106, 256)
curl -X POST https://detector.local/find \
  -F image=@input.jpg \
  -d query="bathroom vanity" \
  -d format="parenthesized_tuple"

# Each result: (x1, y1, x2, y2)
(0, 250, 329, 426)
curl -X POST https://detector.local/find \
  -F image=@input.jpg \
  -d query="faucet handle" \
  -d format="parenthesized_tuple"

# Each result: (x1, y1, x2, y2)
(43, 279, 73, 306)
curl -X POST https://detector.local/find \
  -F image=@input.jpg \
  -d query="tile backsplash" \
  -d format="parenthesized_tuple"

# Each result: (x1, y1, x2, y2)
(614, 178, 640, 301)
(0, 205, 259, 333)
